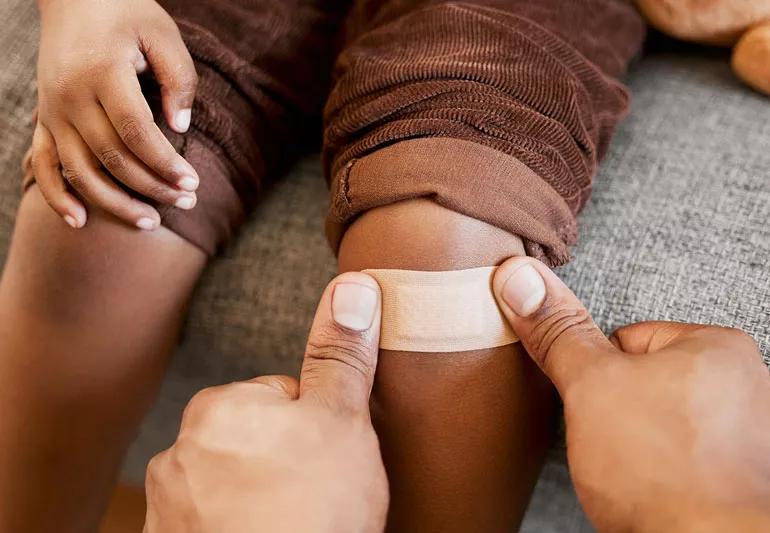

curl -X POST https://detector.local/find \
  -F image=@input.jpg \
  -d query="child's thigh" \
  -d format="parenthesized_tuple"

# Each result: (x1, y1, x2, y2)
(339, 199, 556, 532)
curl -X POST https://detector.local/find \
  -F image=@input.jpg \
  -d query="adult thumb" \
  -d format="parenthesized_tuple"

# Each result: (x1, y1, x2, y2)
(492, 257, 614, 393)
(300, 272, 382, 414)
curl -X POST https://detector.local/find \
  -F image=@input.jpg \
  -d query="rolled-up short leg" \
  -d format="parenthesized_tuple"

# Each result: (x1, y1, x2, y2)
(325, 0, 645, 265)
(339, 199, 556, 532)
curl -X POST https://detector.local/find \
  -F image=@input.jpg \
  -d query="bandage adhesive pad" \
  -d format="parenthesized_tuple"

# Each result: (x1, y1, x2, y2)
(362, 267, 518, 353)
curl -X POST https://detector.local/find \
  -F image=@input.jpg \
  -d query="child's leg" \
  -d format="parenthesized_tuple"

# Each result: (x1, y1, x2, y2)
(339, 199, 555, 531)
(0, 187, 205, 532)
(329, 1, 646, 530)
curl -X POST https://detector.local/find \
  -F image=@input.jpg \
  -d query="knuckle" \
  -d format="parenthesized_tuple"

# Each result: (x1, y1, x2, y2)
(117, 116, 149, 147)
(145, 452, 165, 479)
(61, 166, 87, 192)
(529, 304, 595, 366)
(50, 79, 77, 103)
(725, 326, 754, 342)
(305, 326, 374, 379)
(30, 150, 43, 173)
(145, 451, 173, 496)
(98, 147, 126, 174)
(31, 139, 56, 167)
(718, 326, 758, 352)
(699, 325, 752, 344)
(181, 70, 198, 92)
(181, 385, 237, 429)
(185, 387, 219, 417)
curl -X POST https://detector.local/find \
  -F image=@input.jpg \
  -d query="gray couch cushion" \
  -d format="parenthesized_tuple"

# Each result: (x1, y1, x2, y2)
(2, 1, 770, 531)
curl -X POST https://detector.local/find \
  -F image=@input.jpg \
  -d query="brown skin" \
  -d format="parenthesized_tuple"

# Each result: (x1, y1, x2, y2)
(338, 199, 556, 532)
(492, 256, 770, 532)
(35, 0, 199, 229)
(101, 484, 146, 533)
(0, 187, 205, 532)
(145, 273, 389, 533)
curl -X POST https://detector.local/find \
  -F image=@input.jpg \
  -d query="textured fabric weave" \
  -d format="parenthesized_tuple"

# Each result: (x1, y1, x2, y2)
(325, 0, 646, 264)
(3, 1, 770, 530)
(148, 0, 351, 253)
(18, 0, 645, 263)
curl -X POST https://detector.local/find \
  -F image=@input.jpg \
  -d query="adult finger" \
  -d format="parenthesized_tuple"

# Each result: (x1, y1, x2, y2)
(54, 125, 161, 229)
(611, 321, 757, 358)
(97, 65, 199, 192)
(31, 122, 87, 228)
(245, 375, 301, 400)
(141, 25, 198, 134)
(609, 321, 709, 354)
(300, 272, 381, 414)
(492, 257, 614, 394)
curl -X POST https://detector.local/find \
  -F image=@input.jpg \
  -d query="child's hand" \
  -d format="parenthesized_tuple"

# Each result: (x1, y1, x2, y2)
(33, 0, 200, 229)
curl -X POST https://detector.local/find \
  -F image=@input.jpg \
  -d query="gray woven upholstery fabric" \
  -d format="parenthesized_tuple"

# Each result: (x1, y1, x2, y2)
(2, 1, 770, 531)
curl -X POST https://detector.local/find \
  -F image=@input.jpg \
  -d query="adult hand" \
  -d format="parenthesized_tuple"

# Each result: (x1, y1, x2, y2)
(34, 0, 200, 230)
(144, 272, 388, 533)
(493, 257, 770, 532)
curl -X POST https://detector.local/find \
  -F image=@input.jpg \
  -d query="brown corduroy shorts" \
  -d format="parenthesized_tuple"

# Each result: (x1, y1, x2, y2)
(29, 0, 646, 266)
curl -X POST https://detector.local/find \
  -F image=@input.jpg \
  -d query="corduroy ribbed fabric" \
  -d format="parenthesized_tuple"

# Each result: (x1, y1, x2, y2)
(325, 0, 645, 265)
(147, 0, 352, 253)
(24, 0, 645, 262)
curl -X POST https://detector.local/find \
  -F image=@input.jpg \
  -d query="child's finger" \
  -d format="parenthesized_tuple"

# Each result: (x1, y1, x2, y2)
(72, 105, 197, 210)
(32, 122, 87, 229)
(141, 26, 198, 134)
(54, 125, 161, 230)
(97, 65, 199, 192)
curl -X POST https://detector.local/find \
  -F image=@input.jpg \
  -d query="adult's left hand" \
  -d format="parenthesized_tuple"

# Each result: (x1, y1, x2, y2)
(144, 272, 388, 533)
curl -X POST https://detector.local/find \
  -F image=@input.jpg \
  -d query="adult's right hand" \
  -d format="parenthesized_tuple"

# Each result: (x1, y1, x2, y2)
(493, 257, 770, 532)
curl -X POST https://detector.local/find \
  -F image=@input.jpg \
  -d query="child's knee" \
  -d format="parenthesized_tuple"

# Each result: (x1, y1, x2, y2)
(338, 198, 525, 273)
(3, 186, 204, 323)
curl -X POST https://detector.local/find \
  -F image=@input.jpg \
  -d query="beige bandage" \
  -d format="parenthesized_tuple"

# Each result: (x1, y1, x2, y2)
(363, 267, 518, 353)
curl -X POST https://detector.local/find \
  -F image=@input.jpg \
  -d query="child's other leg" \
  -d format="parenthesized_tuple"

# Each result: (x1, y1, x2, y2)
(0, 187, 205, 532)
(0, 0, 350, 529)
(329, 0, 645, 530)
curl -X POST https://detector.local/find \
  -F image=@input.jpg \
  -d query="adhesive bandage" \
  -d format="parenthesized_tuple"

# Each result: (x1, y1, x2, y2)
(362, 267, 518, 353)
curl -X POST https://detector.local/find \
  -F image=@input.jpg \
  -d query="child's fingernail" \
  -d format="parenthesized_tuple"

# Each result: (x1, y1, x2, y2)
(177, 175, 198, 191)
(501, 264, 546, 317)
(174, 194, 196, 210)
(136, 217, 158, 230)
(64, 215, 79, 229)
(332, 282, 379, 331)
(174, 109, 191, 132)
